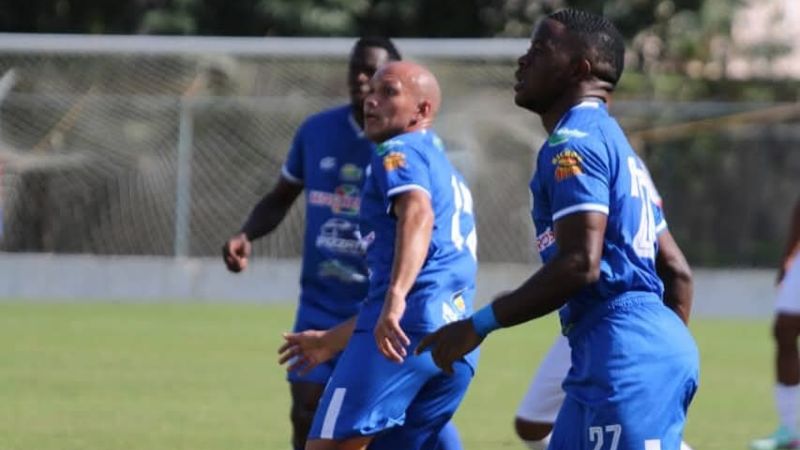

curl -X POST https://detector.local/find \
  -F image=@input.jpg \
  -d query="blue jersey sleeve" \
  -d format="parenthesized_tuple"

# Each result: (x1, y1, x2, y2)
(548, 142, 610, 221)
(371, 144, 431, 214)
(281, 127, 305, 184)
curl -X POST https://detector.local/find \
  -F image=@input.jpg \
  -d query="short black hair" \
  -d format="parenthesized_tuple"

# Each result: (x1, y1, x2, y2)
(352, 36, 402, 61)
(548, 9, 625, 86)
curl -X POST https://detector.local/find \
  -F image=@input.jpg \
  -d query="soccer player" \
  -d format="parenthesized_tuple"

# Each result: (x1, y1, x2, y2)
(221, 38, 405, 450)
(299, 61, 478, 450)
(417, 9, 699, 450)
(751, 197, 800, 450)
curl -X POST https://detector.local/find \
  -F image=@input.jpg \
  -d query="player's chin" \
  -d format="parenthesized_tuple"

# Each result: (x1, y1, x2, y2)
(364, 123, 388, 142)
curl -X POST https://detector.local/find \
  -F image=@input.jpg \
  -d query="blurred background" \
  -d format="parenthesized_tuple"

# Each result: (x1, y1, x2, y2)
(1, 0, 798, 267)
(0, 1, 798, 449)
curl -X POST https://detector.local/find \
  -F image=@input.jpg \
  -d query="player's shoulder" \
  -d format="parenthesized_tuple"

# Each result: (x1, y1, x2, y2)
(374, 131, 433, 158)
(298, 104, 350, 134)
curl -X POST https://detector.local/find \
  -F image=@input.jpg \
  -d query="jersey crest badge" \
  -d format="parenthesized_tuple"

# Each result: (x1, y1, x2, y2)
(383, 152, 406, 171)
(552, 149, 583, 181)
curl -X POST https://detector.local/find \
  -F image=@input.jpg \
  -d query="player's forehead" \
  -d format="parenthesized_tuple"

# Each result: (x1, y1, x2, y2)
(530, 18, 569, 47)
(371, 66, 409, 88)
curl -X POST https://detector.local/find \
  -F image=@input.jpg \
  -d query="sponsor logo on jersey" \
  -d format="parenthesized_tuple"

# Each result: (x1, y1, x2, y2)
(552, 149, 583, 181)
(317, 260, 368, 283)
(383, 152, 406, 171)
(442, 292, 467, 324)
(339, 163, 363, 182)
(547, 127, 589, 146)
(376, 139, 404, 156)
(320, 156, 336, 171)
(308, 185, 361, 216)
(316, 218, 367, 256)
(536, 227, 555, 253)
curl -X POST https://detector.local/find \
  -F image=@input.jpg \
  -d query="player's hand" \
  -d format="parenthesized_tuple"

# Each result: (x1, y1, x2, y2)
(222, 233, 251, 273)
(415, 319, 482, 375)
(374, 294, 410, 363)
(278, 330, 337, 376)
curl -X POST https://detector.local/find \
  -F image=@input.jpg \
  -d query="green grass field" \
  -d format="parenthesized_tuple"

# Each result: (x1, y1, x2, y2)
(0, 303, 775, 449)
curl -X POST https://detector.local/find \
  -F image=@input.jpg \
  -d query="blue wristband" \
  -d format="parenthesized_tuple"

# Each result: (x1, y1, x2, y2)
(471, 304, 500, 338)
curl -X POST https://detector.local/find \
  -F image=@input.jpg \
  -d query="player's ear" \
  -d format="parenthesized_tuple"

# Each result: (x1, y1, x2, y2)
(573, 58, 592, 81)
(417, 100, 433, 120)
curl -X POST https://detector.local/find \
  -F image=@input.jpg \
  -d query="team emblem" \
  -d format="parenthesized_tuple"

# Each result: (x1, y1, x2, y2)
(320, 156, 336, 171)
(340, 163, 363, 182)
(383, 152, 406, 171)
(552, 149, 583, 181)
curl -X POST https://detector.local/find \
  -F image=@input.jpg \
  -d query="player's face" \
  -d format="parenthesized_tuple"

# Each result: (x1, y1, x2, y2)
(514, 18, 576, 114)
(348, 47, 392, 113)
(363, 68, 419, 143)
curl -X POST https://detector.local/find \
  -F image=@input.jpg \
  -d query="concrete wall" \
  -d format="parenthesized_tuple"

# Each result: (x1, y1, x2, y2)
(0, 253, 777, 318)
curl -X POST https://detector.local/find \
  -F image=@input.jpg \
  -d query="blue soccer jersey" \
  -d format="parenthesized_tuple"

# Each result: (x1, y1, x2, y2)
(308, 129, 479, 444)
(356, 130, 478, 336)
(530, 100, 667, 326)
(531, 100, 699, 449)
(282, 105, 373, 329)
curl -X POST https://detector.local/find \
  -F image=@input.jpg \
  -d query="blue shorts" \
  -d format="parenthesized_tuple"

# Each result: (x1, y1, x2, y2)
(287, 312, 346, 385)
(308, 330, 473, 446)
(550, 294, 699, 450)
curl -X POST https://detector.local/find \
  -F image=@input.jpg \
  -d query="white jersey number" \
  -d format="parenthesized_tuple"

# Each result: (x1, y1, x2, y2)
(589, 424, 622, 450)
(450, 175, 477, 260)
(628, 156, 658, 260)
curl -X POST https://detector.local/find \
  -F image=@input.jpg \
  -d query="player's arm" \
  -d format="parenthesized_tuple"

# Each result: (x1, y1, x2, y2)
(240, 177, 303, 241)
(656, 230, 693, 324)
(222, 177, 302, 273)
(778, 198, 800, 284)
(417, 212, 606, 374)
(279, 316, 357, 375)
(488, 211, 606, 326)
(375, 190, 434, 363)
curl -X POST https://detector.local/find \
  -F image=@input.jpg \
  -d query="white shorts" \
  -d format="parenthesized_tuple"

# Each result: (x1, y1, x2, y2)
(776, 256, 800, 314)
(515, 335, 570, 423)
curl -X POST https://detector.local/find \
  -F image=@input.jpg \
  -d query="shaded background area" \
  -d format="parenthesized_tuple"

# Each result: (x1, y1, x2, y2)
(0, 0, 798, 267)
(0, 38, 798, 266)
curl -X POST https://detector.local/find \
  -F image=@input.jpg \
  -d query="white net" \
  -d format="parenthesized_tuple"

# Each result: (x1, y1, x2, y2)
(1, 35, 798, 266)
(0, 36, 540, 263)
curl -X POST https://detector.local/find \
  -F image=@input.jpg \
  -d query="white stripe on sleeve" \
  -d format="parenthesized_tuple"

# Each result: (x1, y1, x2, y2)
(552, 203, 609, 221)
(386, 184, 431, 199)
(280, 165, 303, 185)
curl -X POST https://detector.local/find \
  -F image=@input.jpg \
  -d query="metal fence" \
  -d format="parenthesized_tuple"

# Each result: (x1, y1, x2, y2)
(0, 35, 797, 266)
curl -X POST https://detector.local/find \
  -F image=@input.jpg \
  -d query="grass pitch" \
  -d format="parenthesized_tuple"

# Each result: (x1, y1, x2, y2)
(0, 303, 774, 449)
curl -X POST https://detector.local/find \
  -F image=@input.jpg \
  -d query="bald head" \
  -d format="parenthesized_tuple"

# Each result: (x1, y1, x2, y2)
(363, 61, 442, 143)
(380, 61, 442, 118)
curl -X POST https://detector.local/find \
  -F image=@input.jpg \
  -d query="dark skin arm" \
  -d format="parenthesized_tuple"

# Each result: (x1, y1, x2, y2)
(656, 230, 693, 324)
(222, 177, 303, 273)
(417, 211, 607, 374)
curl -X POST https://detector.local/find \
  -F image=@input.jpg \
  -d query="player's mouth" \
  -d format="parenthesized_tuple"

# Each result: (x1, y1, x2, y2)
(514, 71, 524, 91)
(364, 111, 380, 122)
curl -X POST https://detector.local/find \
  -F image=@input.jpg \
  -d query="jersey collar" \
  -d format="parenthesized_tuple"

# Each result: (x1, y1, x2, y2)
(348, 113, 366, 139)
(551, 99, 605, 135)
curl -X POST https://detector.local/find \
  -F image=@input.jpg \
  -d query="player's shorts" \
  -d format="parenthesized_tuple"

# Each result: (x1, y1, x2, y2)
(287, 312, 345, 385)
(307, 330, 473, 447)
(550, 294, 699, 450)
(515, 334, 570, 423)
(776, 256, 800, 315)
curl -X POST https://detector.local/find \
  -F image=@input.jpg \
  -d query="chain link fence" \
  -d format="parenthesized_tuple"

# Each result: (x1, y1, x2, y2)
(0, 36, 797, 266)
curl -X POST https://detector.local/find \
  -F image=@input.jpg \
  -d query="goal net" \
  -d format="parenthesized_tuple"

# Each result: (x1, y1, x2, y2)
(0, 36, 539, 263)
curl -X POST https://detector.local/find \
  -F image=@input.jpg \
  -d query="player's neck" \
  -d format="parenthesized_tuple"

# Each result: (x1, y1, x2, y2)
(541, 91, 609, 134)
